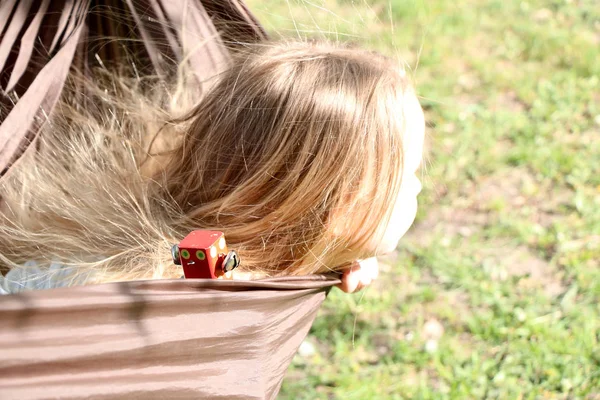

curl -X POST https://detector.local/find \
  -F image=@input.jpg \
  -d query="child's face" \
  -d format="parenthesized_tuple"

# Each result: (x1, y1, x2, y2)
(377, 93, 425, 254)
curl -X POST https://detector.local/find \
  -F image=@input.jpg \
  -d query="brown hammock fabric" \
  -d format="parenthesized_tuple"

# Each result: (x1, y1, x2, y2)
(0, 2, 339, 399)
(0, 277, 337, 399)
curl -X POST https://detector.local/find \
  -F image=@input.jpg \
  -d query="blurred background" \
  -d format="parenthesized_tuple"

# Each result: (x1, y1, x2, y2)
(246, 0, 600, 398)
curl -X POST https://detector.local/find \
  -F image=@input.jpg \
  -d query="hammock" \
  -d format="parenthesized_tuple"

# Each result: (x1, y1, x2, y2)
(0, 2, 340, 398)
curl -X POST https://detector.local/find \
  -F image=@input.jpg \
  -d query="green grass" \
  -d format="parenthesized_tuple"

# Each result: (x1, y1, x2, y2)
(246, 0, 600, 398)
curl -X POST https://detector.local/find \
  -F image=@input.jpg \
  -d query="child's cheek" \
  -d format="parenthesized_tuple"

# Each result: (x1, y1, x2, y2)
(377, 189, 418, 254)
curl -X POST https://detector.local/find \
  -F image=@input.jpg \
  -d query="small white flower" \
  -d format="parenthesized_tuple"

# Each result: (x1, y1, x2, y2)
(298, 340, 316, 357)
(424, 339, 438, 354)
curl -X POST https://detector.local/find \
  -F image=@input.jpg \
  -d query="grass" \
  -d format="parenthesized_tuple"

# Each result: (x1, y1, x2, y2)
(245, 0, 600, 398)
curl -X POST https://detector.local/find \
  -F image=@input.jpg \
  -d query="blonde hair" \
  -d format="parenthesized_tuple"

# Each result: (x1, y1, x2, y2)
(0, 41, 415, 283)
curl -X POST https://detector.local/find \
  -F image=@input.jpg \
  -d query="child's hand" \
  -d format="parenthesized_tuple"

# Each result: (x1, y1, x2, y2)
(336, 257, 379, 293)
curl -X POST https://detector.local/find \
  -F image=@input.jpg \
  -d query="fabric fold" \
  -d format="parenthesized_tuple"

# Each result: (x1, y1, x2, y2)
(0, 0, 264, 174)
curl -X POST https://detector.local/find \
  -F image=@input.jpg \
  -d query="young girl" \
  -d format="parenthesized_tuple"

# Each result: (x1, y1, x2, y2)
(0, 40, 424, 294)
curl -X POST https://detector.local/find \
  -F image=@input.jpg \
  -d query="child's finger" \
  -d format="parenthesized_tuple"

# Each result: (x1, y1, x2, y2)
(336, 262, 362, 293)
(336, 258, 379, 293)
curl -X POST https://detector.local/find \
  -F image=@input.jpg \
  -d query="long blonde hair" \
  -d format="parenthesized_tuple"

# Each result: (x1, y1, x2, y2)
(0, 41, 414, 283)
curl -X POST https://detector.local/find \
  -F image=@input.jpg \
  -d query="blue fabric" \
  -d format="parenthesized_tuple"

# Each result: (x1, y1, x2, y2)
(0, 261, 90, 295)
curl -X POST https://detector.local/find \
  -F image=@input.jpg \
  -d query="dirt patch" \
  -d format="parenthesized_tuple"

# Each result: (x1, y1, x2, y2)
(423, 168, 572, 229)
(493, 91, 527, 113)
(472, 168, 533, 207)
(432, 289, 472, 315)
(407, 168, 566, 246)
(405, 167, 569, 297)
(471, 168, 572, 226)
(479, 241, 566, 297)
(406, 205, 490, 246)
